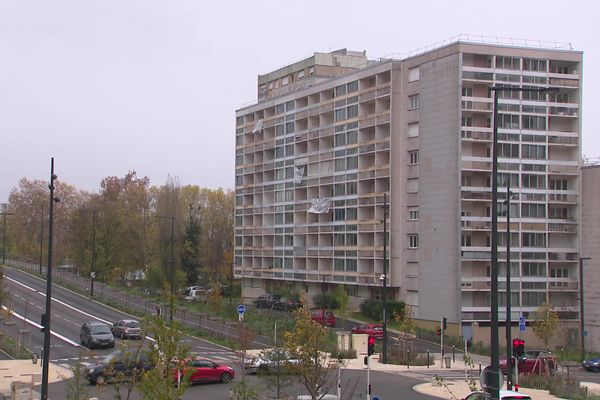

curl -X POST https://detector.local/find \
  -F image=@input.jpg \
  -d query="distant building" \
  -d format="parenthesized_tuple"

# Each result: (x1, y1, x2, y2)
(581, 159, 600, 352)
(234, 37, 583, 344)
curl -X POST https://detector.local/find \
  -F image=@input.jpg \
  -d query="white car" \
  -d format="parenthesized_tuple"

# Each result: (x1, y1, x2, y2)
(462, 390, 532, 400)
(243, 349, 299, 374)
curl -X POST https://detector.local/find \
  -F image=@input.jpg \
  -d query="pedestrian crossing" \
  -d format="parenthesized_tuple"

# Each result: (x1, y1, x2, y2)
(400, 368, 480, 382)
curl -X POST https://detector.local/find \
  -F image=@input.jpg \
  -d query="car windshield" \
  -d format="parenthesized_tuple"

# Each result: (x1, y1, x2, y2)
(126, 321, 140, 328)
(91, 324, 111, 334)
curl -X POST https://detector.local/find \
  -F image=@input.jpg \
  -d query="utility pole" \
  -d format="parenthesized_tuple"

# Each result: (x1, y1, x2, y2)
(91, 210, 96, 296)
(505, 181, 513, 390)
(382, 193, 389, 364)
(41, 158, 58, 400)
(39, 204, 44, 274)
(580, 256, 591, 361)
(1, 203, 13, 265)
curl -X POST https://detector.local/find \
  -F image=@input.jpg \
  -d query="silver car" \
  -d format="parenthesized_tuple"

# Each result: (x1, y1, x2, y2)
(111, 319, 142, 340)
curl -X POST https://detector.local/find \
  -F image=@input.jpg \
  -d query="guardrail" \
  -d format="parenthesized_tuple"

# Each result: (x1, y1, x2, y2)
(5, 259, 274, 349)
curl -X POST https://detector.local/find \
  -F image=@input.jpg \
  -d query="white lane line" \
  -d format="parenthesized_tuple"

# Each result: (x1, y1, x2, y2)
(5, 275, 155, 343)
(1, 306, 81, 348)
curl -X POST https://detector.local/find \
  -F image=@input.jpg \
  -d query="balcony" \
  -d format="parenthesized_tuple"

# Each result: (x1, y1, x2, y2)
(549, 280, 578, 291)
(548, 223, 578, 233)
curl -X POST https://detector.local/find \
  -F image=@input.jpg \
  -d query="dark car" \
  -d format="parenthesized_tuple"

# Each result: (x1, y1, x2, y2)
(310, 310, 336, 327)
(351, 324, 384, 340)
(173, 357, 235, 385)
(85, 350, 153, 385)
(80, 321, 115, 349)
(111, 319, 142, 340)
(255, 294, 282, 309)
(583, 357, 600, 372)
(273, 297, 303, 311)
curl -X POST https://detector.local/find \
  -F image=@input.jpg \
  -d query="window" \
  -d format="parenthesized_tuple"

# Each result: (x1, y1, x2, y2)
(407, 178, 419, 193)
(461, 234, 472, 247)
(347, 80, 358, 93)
(346, 233, 357, 246)
(333, 234, 345, 246)
(334, 208, 345, 221)
(335, 108, 346, 122)
(335, 84, 347, 97)
(408, 234, 419, 249)
(282, 76, 289, 86)
(550, 267, 568, 278)
(408, 122, 419, 138)
(409, 209, 419, 221)
(461, 174, 472, 187)
(408, 67, 420, 82)
(335, 158, 345, 172)
(498, 143, 519, 158)
(496, 56, 520, 70)
(523, 58, 547, 72)
(522, 174, 545, 189)
(523, 262, 546, 277)
(522, 144, 546, 160)
(346, 208, 357, 220)
(346, 181, 357, 194)
(522, 115, 547, 131)
(309, 66, 314, 76)
(347, 104, 358, 119)
(346, 156, 358, 170)
(347, 130, 358, 144)
(462, 117, 473, 127)
(549, 179, 568, 190)
(498, 114, 520, 129)
(522, 292, 545, 307)
(521, 203, 546, 218)
(409, 94, 419, 110)
(409, 150, 419, 165)
(522, 232, 546, 247)
(298, 70, 305, 80)
(275, 103, 285, 114)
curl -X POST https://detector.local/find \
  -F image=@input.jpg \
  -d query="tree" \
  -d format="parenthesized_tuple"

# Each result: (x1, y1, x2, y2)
(395, 305, 416, 337)
(258, 346, 295, 399)
(136, 316, 191, 400)
(333, 286, 349, 319)
(532, 302, 559, 350)
(180, 205, 201, 285)
(207, 281, 224, 314)
(284, 309, 335, 400)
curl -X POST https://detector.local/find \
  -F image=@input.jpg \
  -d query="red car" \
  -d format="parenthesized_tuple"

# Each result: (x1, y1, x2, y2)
(500, 351, 557, 375)
(310, 310, 336, 327)
(173, 357, 235, 385)
(351, 323, 384, 340)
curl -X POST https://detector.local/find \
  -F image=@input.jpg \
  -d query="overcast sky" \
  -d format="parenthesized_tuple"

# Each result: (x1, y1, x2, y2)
(1, 0, 598, 201)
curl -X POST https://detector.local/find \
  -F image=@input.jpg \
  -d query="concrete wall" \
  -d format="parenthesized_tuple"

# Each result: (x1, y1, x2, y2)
(581, 165, 600, 352)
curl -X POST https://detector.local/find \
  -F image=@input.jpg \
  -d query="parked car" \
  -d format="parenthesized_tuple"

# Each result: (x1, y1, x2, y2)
(244, 349, 300, 374)
(80, 321, 115, 349)
(111, 319, 142, 340)
(583, 357, 600, 372)
(273, 297, 303, 311)
(255, 294, 282, 309)
(351, 323, 384, 340)
(310, 310, 336, 327)
(172, 357, 235, 385)
(500, 350, 557, 375)
(462, 390, 532, 399)
(84, 350, 153, 385)
(185, 288, 208, 302)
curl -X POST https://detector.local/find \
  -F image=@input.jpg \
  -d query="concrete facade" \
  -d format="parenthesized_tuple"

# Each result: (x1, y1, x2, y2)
(581, 162, 600, 352)
(234, 40, 583, 344)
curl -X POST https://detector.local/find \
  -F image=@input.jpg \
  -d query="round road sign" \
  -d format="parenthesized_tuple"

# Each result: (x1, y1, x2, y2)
(237, 304, 246, 314)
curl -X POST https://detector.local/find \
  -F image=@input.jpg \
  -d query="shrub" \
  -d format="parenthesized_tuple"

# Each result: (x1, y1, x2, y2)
(359, 299, 404, 322)
(312, 293, 340, 309)
(330, 348, 357, 360)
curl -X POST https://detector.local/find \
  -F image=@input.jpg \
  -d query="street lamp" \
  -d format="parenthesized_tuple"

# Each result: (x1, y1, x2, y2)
(503, 182, 517, 390)
(81, 210, 97, 296)
(381, 193, 389, 364)
(41, 157, 59, 400)
(489, 85, 555, 400)
(321, 273, 331, 326)
(156, 215, 175, 323)
(579, 256, 591, 361)
(39, 204, 44, 275)
(1, 203, 13, 265)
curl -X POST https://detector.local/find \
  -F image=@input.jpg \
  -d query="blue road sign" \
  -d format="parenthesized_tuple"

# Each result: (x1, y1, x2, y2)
(237, 304, 246, 314)
(583, 330, 588, 337)
(519, 316, 526, 332)
(371, 396, 380, 400)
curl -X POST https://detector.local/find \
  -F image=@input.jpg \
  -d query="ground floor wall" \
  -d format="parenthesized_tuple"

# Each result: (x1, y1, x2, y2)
(470, 322, 579, 351)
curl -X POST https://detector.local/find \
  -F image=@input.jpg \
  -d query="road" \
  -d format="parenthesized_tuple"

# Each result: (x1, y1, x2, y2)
(3, 266, 441, 399)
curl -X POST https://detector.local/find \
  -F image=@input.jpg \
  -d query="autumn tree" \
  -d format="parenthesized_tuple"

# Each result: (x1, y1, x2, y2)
(180, 204, 201, 286)
(532, 302, 559, 350)
(284, 309, 335, 400)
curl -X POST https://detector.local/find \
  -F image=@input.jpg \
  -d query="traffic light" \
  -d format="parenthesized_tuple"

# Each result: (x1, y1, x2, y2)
(512, 338, 525, 357)
(367, 335, 375, 356)
(442, 317, 447, 331)
(40, 313, 47, 333)
(436, 328, 441, 336)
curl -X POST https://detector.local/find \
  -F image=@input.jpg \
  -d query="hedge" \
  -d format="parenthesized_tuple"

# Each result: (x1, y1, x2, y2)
(359, 299, 405, 322)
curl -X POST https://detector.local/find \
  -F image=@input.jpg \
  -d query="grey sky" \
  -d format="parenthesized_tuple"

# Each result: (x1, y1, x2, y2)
(1, 0, 598, 201)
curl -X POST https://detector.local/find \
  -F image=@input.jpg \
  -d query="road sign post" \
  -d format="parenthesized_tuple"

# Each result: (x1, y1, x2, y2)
(237, 304, 246, 322)
(519, 316, 526, 332)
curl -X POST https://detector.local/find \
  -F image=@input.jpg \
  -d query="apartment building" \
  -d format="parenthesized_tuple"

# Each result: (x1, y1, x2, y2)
(581, 160, 600, 353)
(234, 40, 583, 344)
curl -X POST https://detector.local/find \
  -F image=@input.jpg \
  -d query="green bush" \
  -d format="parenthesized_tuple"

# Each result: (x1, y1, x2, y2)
(330, 348, 357, 360)
(359, 299, 404, 322)
(312, 293, 340, 309)
(519, 374, 600, 400)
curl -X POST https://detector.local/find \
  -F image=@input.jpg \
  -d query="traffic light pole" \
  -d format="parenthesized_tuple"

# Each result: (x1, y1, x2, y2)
(440, 316, 444, 367)
(366, 354, 370, 400)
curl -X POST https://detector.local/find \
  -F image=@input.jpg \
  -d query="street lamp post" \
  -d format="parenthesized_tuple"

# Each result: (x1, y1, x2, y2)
(382, 193, 389, 364)
(156, 215, 175, 323)
(82, 210, 97, 296)
(39, 205, 44, 275)
(504, 182, 514, 390)
(41, 157, 58, 400)
(489, 85, 554, 400)
(1, 204, 13, 265)
(321, 274, 331, 326)
(579, 256, 591, 361)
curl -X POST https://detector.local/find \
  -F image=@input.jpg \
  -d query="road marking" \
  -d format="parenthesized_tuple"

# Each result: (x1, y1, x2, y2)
(1, 306, 81, 348)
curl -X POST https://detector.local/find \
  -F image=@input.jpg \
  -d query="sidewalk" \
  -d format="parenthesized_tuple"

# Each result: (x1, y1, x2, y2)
(0, 359, 72, 397)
